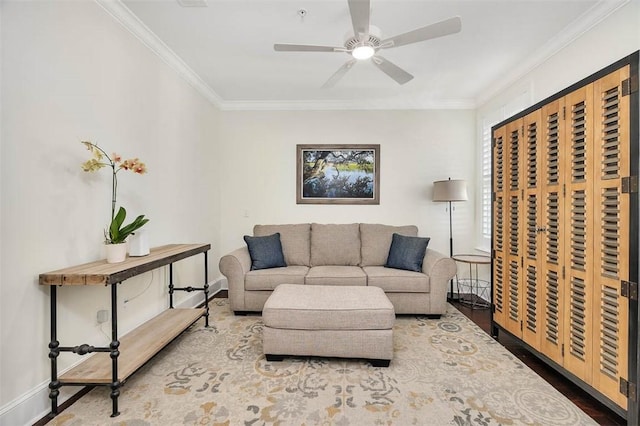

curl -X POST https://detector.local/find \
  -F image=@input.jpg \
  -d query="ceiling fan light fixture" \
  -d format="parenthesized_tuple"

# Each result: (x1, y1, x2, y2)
(352, 44, 375, 60)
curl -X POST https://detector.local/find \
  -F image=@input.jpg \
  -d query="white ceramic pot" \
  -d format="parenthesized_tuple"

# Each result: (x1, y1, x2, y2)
(129, 229, 149, 256)
(106, 242, 127, 263)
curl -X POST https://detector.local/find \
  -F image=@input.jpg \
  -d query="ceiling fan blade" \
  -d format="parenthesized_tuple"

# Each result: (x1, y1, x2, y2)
(348, 0, 370, 39)
(322, 59, 357, 89)
(371, 55, 413, 85)
(274, 44, 343, 52)
(380, 16, 461, 48)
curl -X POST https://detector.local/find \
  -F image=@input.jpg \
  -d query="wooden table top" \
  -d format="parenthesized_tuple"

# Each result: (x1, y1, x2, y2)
(452, 254, 491, 265)
(39, 243, 210, 286)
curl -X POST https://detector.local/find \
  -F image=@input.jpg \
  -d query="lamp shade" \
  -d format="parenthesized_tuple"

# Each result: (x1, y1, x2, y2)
(432, 179, 468, 202)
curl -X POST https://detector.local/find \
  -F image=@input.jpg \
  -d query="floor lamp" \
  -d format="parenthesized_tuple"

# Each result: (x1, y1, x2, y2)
(433, 178, 468, 301)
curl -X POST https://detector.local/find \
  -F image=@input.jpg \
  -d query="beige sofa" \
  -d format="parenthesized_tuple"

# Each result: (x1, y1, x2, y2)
(219, 223, 457, 316)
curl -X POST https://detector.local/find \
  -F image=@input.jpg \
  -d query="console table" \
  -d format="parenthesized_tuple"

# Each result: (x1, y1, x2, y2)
(39, 243, 211, 418)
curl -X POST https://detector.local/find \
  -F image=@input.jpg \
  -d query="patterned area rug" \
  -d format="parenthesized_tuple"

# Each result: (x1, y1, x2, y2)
(50, 299, 596, 425)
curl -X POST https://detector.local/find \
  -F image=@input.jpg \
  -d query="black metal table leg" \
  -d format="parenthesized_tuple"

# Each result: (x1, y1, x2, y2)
(48, 285, 60, 417)
(204, 251, 210, 327)
(169, 263, 174, 309)
(110, 283, 121, 417)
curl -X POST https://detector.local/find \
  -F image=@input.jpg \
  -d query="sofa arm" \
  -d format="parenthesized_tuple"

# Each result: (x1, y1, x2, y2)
(422, 248, 457, 313)
(219, 247, 252, 312)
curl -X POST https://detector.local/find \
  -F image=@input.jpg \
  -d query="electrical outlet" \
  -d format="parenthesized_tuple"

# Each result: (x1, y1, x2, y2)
(97, 309, 109, 324)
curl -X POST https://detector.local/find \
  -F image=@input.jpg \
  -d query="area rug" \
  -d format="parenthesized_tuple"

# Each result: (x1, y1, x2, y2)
(49, 299, 596, 425)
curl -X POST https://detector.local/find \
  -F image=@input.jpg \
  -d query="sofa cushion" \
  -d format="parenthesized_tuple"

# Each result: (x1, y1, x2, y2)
(245, 266, 309, 291)
(360, 224, 418, 266)
(243, 233, 286, 270)
(385, 233, 430, 272)
(254, 224, 311, 266)
(363, 266, 430, 293)
(310, 223, 361, 266)
(305, 266, 367, 286)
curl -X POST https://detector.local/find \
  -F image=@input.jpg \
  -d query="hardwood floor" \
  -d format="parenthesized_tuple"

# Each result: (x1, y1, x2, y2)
(451, 299, 626, 426)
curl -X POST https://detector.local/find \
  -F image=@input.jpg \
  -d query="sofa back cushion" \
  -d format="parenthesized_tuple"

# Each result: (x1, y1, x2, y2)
(254, 224, 311, 266)
(310, 223, 361, 266)
(360, 223, 418, 266)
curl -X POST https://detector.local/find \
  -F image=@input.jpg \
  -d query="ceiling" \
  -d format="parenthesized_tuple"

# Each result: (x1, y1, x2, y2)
(114, 0, 626, 110)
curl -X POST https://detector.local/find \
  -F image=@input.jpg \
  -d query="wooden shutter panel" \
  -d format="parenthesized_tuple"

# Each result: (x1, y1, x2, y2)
(540, 99, 565, 364)
(591, 66, 630, 409)
(563, 84, 594, 382)
(504, 119, 524, 337)
(522, 110, 542, 350)
(492, 126, 507, 328)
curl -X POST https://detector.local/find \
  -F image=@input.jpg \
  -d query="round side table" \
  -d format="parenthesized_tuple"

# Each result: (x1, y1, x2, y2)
(452, 254, 491, 309)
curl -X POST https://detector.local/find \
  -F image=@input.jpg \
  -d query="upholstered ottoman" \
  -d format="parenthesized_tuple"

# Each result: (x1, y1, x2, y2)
(262, 284, 395, 367)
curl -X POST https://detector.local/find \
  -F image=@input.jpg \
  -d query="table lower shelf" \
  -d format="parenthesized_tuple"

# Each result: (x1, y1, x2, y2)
(60, 308, 204, 384)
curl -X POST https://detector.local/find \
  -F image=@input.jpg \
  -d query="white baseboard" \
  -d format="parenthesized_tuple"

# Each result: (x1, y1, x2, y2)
(175, 278, 224, 308)
(219, 276, 228, 290)
(0, 369, 83, 426)
(1, 278, 225, 426)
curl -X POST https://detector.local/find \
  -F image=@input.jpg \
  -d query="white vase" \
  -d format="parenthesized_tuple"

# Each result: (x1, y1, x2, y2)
(129, 229, 149, 256)
(106, 242, 127, 263)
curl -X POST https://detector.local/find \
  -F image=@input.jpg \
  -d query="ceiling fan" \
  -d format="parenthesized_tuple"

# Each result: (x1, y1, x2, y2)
(273, 0, 462, 88)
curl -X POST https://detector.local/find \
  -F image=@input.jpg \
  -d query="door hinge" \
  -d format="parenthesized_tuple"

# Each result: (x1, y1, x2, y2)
(562, 183, 566, 197)
(492, 249, 496, 259)
(520, 320, 523, 331)
(561, 343, 565, 357)
(621, 281, 638, 301)
(622, 176, 639, 194)
(492, 192, 496, 202)
(620, 378, 637, 400)
(521, 257, 524, 268)
(521, 189, 524, 200)
(562, 266, 566, 280)
(562, 106, 566, 120)
(622, 75, 639, 97)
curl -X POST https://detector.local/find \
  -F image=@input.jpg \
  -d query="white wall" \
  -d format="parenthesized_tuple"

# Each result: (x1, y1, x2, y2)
(0, 1, 220, 424)
(217, 109, 477, 257)
(478, 0, 639, 116)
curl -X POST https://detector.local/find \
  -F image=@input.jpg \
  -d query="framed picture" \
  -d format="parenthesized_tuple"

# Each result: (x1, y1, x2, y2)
(296, 144, 380, 204)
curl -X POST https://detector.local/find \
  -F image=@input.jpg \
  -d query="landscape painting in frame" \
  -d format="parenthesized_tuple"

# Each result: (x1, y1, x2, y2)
(297, 144, 380, 204)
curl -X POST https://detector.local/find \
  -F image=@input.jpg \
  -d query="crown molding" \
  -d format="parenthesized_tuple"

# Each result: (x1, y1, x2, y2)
(95, 0, 223, 107)
(475, 0, 630, 107)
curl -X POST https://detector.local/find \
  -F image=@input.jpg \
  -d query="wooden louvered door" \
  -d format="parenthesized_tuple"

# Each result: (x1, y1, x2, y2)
(492, 125, 507, 329)
(591, 66, 630, 409)
(492, 55, 637, 416)
(504, 119, 524, 337)
(522, 110, 543, 351)
(539, 99, 566, 364)
(563, 84, 595, 381)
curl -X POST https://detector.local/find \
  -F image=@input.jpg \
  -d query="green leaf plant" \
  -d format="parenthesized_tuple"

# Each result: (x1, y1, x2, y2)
(107, 206, 149, 245)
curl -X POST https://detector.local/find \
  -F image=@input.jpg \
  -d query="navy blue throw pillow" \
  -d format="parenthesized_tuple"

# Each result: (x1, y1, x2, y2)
(244, 233, 287, 270)
(385, 233, 430, 272)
